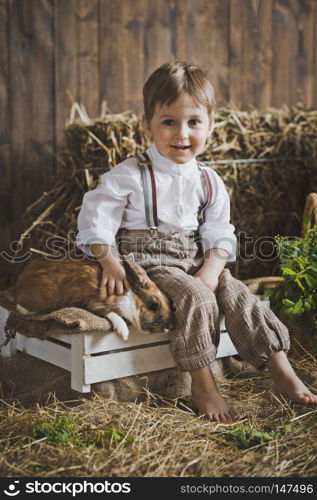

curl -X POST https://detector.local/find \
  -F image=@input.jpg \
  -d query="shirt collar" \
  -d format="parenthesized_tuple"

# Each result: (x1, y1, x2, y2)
(146, 143, 198, 177)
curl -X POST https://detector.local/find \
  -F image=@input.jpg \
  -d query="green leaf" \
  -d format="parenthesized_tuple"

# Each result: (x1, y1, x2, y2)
(282, 268, 297, 276)
(304, 275, 317, 288)
(282, 299, 295, 307)
(295, 278, 305, 292)
(304, 301, 312, 311)
(284, 307, 295, 316)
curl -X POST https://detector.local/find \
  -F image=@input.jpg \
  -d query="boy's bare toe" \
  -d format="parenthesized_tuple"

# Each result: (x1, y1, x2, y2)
(220, 413, 230, 422)
(211, 413, 221, 423)
(228, 411, 236, 422)
(300, 394, 311, 403)
(306, 392, 317, 404)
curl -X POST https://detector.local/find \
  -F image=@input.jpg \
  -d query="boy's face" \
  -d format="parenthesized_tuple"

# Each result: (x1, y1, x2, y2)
(143, 93, 214, 164)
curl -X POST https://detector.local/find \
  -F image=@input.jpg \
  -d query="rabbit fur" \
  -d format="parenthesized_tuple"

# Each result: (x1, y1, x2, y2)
(15, 255, 173, 340)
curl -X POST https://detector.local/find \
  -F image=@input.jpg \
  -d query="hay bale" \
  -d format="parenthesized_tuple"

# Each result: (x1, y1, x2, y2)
(15, 103, 317, 279)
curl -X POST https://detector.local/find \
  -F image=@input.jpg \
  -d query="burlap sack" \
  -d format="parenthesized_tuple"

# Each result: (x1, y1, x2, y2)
(0, 289, 113, 342)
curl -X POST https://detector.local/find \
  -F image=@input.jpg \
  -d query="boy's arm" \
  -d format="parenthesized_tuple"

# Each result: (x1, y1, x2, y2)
(194, 248, 229, 292)
(76, 162, 134, 258)
(90, 244, 129, 296)
(198, 171, 237, 264)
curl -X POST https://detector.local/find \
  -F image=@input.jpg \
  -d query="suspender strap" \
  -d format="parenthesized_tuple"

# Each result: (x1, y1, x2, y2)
(200, 168, 213, 213)
(137, 152, 159, 229)
(197, 163, 216, 225)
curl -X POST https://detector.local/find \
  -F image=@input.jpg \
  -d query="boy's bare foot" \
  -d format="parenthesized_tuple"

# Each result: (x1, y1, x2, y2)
(267, 351, 317, 404)
(190, 365, 236, 422)
(272, 374, 317, 404)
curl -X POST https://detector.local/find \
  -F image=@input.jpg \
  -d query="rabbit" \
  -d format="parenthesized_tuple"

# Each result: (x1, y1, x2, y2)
(15, 255, 173, 340)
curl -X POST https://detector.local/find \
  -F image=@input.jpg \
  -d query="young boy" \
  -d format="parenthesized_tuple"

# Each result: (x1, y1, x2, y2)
(76, 61, 317, 422)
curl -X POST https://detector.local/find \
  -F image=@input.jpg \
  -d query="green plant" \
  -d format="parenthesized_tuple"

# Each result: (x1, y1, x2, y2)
(32, 417, 85, 448)
(31, 417, 134, 449)
(266, 225, 317, 337)
(225, 426, 277, 449)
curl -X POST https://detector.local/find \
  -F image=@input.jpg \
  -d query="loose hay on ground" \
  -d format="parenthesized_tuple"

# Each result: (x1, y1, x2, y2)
(0, 352, 316, 478)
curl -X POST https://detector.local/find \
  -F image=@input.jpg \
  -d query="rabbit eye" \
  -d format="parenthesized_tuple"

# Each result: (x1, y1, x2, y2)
(149, 302, 159, 312)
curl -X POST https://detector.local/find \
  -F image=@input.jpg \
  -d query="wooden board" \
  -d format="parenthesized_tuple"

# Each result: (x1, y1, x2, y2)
(272, 0, 299, 106)
(0, 0, 12, 276)
(16, 333, 71, 371)
(84, 343, 175, 384)
(229, 0, 274, 108)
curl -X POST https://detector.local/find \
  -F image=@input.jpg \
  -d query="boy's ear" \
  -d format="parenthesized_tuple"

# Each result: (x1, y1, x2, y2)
(142, 113, 151, 136)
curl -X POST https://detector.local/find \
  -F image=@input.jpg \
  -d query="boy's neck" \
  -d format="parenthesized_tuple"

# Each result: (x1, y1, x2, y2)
(147, 143, 197, 176)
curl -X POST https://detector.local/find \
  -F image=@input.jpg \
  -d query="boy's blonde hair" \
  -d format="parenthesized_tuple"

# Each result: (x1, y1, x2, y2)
(143, 60, 215, 124)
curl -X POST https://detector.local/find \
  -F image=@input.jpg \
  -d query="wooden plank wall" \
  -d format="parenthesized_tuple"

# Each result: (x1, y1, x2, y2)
(0, 0, 317, 279)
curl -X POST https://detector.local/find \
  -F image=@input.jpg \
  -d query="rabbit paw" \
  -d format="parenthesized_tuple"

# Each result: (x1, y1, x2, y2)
(106, 312, 129, 340)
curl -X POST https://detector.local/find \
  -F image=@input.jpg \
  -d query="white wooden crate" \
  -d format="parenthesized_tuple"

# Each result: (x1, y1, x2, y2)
(0, 306, 237, 393)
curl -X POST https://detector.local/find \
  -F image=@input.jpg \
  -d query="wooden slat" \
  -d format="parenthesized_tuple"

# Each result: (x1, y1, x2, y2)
(143, 0, 171, 87)
(16, 333, 71, 371)
(228, 0, 245, 104)
(77, 0, 100, 119)
(188, 0, 230, 105)
(83, 329, 171, 354)
(229, 0, 273, 107)
(295, 0, 316, 108)
(71, 334, 91, 392)
(122, 0, 145, 114)
(272, 0, 299, 106)
(0, 0, 12, 276)
(217, 331, 238, 358)
(99, 0, 126, 114)
(252, 0, 273, 108)
(84, 343, 175, 383)
(170, 0, 188, 61)
(54, 0, 78, 147)
(9, 0, 55, 240)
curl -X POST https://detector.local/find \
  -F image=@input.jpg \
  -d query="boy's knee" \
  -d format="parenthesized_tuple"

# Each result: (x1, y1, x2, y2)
(173, 276, 217, 310)
(218, 269, 249, 296)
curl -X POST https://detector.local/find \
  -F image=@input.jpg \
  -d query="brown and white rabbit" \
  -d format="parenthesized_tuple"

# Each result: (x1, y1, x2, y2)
(15, 255, 173, 340)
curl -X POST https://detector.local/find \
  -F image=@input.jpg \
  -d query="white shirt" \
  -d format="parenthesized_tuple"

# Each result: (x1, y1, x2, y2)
(76, 143, 237, 261)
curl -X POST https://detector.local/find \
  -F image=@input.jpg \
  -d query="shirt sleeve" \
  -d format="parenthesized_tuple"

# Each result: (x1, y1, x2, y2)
(198, 170, 237, 262)
(76, 161, 135, 256)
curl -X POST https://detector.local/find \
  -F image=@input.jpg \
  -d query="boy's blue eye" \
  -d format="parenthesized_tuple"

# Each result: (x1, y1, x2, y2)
(189, 119, 200, 126)
(163, 119, 174, 126)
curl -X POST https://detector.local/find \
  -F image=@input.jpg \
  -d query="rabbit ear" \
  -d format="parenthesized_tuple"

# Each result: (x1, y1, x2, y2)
(121, 255, 151, 291)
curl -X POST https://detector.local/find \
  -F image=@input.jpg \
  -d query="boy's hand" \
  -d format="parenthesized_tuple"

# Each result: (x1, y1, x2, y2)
(89, 244, 130, 296)
(100, 258, 129, 296)
(194, 265, 219, 293)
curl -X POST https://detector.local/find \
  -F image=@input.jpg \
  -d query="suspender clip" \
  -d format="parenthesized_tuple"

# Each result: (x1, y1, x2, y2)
(149, 226, 158, 237)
